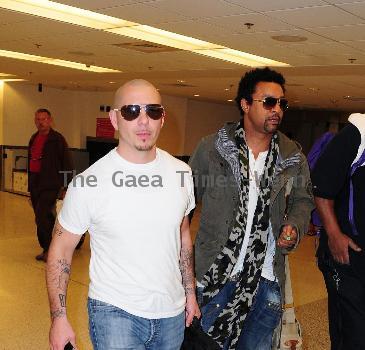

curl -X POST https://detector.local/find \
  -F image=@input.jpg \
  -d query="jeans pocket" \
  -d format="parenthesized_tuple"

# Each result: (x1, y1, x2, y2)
(88, 298, 120, 315)
(267, 300, 282, 313)
(250, 282, 282, 329)
(201, 302, 223, 332)
(261, 292, 282, 329)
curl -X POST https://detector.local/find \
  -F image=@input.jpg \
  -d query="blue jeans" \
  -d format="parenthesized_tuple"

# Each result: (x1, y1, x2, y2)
(87, 298, 185, 350)
(198, 277, 282, 350)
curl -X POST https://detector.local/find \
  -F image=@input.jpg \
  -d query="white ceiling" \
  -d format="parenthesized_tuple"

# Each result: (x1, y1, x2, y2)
(0, 0, 364, 111)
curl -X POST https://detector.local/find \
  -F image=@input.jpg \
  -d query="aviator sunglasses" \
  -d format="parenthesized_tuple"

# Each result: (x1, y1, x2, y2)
(252, 97, 289, 111)
(113, 104, 165, 121)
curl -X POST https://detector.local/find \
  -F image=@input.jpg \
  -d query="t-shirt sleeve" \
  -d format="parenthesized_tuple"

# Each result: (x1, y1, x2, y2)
(184, 168, 196, 217)
(311, 124, 360, 199)
(58, 182, 92, 235)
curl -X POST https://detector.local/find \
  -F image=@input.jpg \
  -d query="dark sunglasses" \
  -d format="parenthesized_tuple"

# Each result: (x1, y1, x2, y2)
(113, 104, 165, 121)
(252, 97, 289, 111)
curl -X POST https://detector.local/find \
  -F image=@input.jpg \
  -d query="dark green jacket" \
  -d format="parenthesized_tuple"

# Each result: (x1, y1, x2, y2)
(189, 122, 314, 301)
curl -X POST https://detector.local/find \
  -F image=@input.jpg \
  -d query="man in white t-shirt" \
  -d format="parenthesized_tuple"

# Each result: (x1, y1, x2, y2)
(46, 79, 200, 350)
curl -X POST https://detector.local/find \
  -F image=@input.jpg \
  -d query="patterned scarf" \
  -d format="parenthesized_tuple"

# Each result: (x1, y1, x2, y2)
(200, 121, 279, 349)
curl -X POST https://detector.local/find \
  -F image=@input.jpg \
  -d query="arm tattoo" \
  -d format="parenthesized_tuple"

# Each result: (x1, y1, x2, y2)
(50, 309, 66, 319)
(57, 259, 71, 292)
(180, 247, 195, 296)
(59, 294, 66, 307)
(53, 225, 64, 236)
(46, 258, 71, 321)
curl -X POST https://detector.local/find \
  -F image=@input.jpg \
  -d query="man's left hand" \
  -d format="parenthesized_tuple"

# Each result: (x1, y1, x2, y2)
(185, 294, 201, 327)
(277, 225, 298, 248)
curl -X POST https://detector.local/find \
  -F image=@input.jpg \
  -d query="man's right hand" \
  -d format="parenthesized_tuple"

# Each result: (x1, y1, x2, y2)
(49, 317, 77, 350)
(328, 231, 361, 265)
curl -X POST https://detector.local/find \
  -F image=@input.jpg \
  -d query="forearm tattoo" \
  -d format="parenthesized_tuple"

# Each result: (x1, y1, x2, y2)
(50, 309, 66, 319)
(59, 294, 66, 307)
(47, 259, 71, 320)
(58, 259, 71, 292)
(53, 225, 64, 236)
(180, 247, 195, 296)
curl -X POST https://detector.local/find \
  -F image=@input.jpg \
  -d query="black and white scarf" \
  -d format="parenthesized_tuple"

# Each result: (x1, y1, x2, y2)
(200, 121, 280, 349)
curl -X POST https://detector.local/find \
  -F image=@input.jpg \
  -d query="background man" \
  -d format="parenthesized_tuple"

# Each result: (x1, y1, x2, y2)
(189, 67, 313, 349)
(28, 108, 72, 262)
(312, 113, 365, 350)
(46, 79, 200, 350)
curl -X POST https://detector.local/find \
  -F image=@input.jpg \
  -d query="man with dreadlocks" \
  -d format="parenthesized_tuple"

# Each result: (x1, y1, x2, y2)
(189, 67, 314, 349)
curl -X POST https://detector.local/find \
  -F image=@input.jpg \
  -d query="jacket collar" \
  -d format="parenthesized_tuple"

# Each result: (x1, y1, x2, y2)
(31, 128, 57, 142)
(219, 121, 301, 161)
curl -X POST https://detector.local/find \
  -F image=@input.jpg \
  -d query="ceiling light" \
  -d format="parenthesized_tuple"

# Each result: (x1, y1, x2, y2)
(193, 48, 288, 67)
(0, 0, 290, 68)
(0, 78, 26, 82)
(271, 35, 308, 43)
(194, 94, 200, 97)
(227, 99, 233, 102)
(0, 0, 134, 29)
(0, 49, 120, 72)
(107, 26, 222, 51)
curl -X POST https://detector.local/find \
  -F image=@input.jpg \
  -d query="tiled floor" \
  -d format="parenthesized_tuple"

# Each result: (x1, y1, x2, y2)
(0, 191, 329, 349)
(0, 192, 92, 350)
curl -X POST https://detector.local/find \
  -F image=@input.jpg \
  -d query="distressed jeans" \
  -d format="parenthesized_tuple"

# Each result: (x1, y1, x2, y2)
(87, 298, 185, 350)
(198, 277, 282, 350)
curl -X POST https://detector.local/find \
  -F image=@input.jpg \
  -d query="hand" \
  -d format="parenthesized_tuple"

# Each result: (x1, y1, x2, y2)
(185, 294, 201, 327)
(307, 223, 320, 236)
(328, 232, 361, 265)
(49, 317, 77, 350)
(277, 225, 298, 248)
(58, 189, 67, 200)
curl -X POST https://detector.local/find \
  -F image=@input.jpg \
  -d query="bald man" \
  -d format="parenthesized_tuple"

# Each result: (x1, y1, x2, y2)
(46, 80, 200, 350)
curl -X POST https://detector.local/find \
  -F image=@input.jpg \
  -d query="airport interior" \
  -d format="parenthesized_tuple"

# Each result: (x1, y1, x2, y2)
(0, 0, 365, 349)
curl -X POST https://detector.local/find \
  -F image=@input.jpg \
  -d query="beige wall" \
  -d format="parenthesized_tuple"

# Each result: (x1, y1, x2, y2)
(4, 83, 75, 146)
(72, 90, 114, 148)
(184, 99, 239, 154)
(158, 94, 188, 155)
(3, 83, 113, 148)
(0, 82, 4, 144)
(2, 82, 237, 155)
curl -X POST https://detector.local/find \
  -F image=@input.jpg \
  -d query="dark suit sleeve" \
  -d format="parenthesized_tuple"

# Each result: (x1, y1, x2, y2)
(312, 124, 360, 199)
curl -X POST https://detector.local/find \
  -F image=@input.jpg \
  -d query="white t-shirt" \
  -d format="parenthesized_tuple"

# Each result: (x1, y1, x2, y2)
(230, 148, 276, 281)
(59, 148, 195, 319)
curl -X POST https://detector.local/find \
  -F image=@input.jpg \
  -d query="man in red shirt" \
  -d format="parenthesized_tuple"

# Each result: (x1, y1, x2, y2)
(28, 108, 72, 262)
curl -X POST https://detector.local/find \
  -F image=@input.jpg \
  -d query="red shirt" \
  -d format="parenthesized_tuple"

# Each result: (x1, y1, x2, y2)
(30, 134, 48, 173)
